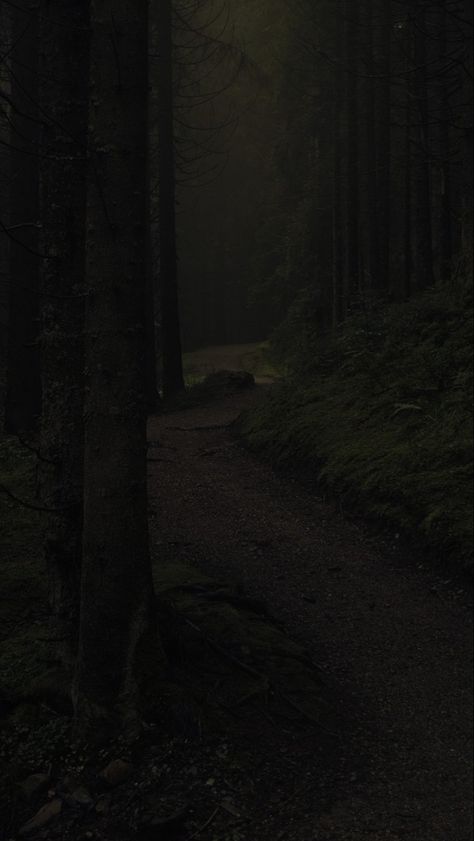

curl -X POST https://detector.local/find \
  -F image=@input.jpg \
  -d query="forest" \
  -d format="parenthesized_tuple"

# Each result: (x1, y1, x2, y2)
(0, 1, 472, 840)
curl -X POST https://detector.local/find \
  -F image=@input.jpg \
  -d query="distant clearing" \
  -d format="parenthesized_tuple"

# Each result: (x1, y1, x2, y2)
(183, 342, 279, 385)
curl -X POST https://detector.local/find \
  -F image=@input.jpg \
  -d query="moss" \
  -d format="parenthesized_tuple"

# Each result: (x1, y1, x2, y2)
(240, 286, 473, 567)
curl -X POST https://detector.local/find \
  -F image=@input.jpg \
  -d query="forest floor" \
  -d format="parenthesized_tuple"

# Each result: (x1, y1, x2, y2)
(147, 382, 473, 841)
(0, 376, 472, 841)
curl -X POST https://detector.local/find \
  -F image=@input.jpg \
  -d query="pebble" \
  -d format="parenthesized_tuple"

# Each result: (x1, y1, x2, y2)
(100, 759, 133, 787)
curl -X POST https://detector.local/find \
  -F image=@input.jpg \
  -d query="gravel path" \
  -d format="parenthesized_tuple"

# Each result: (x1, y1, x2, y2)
(148, 387, 473, 841)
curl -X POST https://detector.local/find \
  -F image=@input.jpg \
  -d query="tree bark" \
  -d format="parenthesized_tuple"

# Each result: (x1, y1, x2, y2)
(413, 2, 435, 290)
(4, 1, 41, 433)
(75, 0, 165, 735)
(345, 0, 361, 304)
(404, 87, 413, 300)
(365, 0, 381, 292)
(156, 0, 185, 398)
(376, 0, 392, 293)
(332, 2, 345, 325)
(38, 0, 89, 662)
(0, 3, 11, 411)
(438, 0, 453, 281)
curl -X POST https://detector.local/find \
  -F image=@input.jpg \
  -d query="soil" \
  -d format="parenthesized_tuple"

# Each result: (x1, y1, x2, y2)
(1, 381, 472, 841)
(147, 384, 473, 841)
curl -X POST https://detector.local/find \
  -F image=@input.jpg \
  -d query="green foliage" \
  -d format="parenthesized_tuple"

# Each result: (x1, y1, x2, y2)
(0, 437, 45, 639)
(241, 285, 474, 567)
(0, 436, 41, 551)
(182, 342, 279, 387)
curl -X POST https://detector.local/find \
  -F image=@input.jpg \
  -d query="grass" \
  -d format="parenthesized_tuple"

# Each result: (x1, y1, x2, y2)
(240, 285, 473, 567)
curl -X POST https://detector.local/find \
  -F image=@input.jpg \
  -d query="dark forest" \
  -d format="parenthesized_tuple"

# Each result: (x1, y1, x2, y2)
(0, 1, 472, 839)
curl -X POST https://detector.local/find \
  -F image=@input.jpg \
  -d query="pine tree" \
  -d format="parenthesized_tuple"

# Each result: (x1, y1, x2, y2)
(75, 0, 164, 734)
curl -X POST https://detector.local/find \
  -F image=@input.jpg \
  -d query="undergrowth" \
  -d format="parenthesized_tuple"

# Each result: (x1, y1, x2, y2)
(240, 283, 473, 567)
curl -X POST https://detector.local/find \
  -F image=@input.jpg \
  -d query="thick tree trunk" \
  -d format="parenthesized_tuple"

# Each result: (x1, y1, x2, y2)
(75, 0, 164, 735)
(38, 0, 89, 662)
(4, 1, 41, 433)
(156, 0, 185, 398)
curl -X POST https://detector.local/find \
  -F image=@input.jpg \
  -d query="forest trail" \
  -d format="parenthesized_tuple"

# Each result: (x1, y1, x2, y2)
(148, 385, 473, 841)
(183, 342, 277, 385)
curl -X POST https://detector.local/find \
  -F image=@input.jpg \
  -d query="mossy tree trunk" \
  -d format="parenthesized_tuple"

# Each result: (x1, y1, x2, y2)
(74, 0, 165, 735)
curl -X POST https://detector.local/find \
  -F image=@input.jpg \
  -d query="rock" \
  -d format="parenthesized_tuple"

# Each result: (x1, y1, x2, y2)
(19, 773, 50, 802)
(95, 794, 111, 815)
(19, 798, 62, 836)
(70, 786, 94, 807)
(202, 370, 255, 393)
(220, 799, 241, 817)
(138, 804, 189, 838)
(57, 774, 81, 795)
(99, 759, 133, 788)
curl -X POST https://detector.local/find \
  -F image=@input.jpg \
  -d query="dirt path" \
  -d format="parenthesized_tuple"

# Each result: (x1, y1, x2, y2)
(148, 387, 473, 841)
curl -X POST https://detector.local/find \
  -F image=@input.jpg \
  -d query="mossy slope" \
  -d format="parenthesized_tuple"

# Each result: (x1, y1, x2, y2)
(240, 286, 473, 567)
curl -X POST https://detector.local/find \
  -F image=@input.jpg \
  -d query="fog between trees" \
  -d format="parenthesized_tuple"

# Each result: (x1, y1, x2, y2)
(177, 0, 472, 349)
(0, 0, 472, 734)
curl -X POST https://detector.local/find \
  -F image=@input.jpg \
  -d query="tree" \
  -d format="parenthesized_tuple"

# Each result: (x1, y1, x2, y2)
(3, 0, 41, 433)
(345, 0, 361, 304)
(74, 0, 164, 733)
(150, 0, 244, 355)
(38, 0, 89, 662)
(154, 0, 185, 398)
(413, 1, 435, 290)
(0, 3, 11, 404)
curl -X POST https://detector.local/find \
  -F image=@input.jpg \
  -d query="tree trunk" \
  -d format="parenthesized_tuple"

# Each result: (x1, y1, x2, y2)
(345, 0, 361, 305)
(376, 0, 392, 293)
(156, 0, 185, 398)
(438, 0, 453, 281)
(332, 2, 344, 325)
(404, 90, 413, 300)
(413, 3, 435, 290)
(0, 3, 11, 412)
(75, 0, 165, 735)
(38, 0, 89, 663)
(4, 1, 41, 433)
(365, 0, 381, 292)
